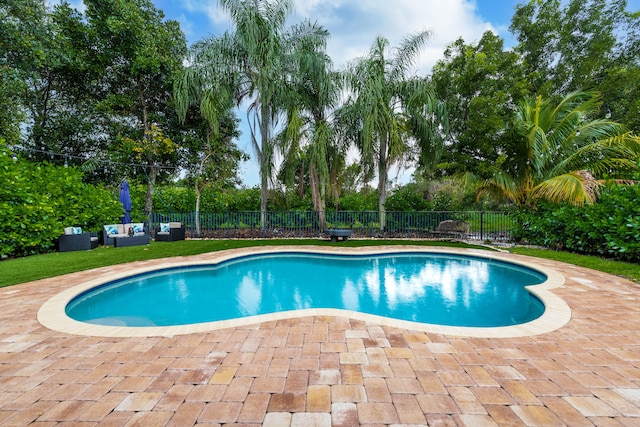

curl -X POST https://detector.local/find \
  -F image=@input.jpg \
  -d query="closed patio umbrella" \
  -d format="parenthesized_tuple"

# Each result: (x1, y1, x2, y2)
(119, 180, 132, 224)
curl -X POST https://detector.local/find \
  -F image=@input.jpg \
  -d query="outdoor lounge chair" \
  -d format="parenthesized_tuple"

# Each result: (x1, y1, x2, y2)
(155, 222, 186, 242)
(58, 227, 98, 252)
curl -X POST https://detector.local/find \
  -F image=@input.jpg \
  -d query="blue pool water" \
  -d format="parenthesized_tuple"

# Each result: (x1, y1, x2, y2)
(66, 252, 547, 328)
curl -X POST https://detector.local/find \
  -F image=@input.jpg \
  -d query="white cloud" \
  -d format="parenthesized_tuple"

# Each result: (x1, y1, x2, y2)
(292, 0, 496, 74)
(186, 0, 495, 74)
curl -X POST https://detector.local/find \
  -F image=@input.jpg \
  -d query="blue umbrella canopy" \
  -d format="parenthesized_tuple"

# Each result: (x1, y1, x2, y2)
(119, 180, 132, 224)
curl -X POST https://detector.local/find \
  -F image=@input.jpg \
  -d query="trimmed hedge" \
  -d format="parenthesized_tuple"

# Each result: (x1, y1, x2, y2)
(514, 183, 640, 263)
(0, 148, 122, 258)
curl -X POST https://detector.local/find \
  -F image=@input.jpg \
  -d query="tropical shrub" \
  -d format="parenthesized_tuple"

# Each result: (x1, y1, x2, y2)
(514, 183, 640, 262)
(150, 186, 261, 213)
(335, 189, 378, 211)
(0, 148, 122, 258)
(478, 91, 640, 208)
(385, 184, 432, 211)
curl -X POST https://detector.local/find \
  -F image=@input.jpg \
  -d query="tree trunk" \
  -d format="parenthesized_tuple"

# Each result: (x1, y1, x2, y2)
(194, 179, 202, 237)
(139, 76, 155, 220)
(378, 137, 388, 232)
(144, 165, 157, 218)
(297, 160, 305, 198)
(259, 106, 270, 230)
(309, 165, 326, 231)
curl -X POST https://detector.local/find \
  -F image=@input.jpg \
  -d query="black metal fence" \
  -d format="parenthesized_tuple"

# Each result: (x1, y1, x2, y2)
(152, 211, 514, 242)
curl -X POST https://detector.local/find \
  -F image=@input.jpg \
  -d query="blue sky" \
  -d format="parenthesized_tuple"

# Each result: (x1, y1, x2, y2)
(62, 0, 640, 187)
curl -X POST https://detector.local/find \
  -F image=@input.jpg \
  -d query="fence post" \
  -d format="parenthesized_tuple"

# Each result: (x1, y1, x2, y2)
(480, 211, 484, 241)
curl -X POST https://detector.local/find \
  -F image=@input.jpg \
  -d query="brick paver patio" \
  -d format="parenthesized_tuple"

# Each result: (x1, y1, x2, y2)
(0, 247, 639, 426)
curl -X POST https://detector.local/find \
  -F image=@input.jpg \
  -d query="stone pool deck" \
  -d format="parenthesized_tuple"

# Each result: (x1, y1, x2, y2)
(0, 246, 639, 426)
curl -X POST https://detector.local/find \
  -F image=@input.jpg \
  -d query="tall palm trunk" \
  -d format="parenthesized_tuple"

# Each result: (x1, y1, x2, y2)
(309, 164, 326, 230)
(377, 136, 389, 232)
(259, 106, 271, 229)
(194, 179, 202, 237)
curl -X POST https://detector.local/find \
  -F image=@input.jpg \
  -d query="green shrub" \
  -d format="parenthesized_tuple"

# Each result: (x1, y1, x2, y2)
(223, 187, 261, 211)
(0, 147, 121, 258)
(336, 189, 378, 211)
(514, 183, 640, 262)
(150, 186, 262, 213)
(385, 184, 432, 211)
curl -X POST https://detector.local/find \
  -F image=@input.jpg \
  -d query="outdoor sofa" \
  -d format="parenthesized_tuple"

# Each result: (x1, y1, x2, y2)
(101, 222, 149, 247)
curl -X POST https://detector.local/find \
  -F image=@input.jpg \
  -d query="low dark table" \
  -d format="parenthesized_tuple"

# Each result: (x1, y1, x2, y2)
(327, 229, 351, 242)
(114, 235, 149, 247)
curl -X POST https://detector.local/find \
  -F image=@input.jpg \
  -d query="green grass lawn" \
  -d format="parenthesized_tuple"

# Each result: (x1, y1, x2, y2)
(0, 239, 482, 287)
(511, 246, 640, 283)
(1, 239, 638, 287)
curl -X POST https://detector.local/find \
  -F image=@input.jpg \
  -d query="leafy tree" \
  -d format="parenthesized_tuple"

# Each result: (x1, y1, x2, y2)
(1, 0, 95, 155)
(334, 162, 367, 197)
(431, 32, 528, 178)
(599, 64, 640, 133)
(510, 0, 630, 96)
(343, 33, 445, 230)
(118, 124, 179, 215)
(477, 91, 640, 208)
(83, 0, 187, 214)
(178, 107, 245, 236)
(1, 2, 114, 168)
(0, 0, 48, 144)
(599, 0, 640, 135)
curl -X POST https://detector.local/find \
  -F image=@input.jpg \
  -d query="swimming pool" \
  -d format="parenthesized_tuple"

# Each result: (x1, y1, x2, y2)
(39, 247, 571, 338)
(67, 251, 546, 327)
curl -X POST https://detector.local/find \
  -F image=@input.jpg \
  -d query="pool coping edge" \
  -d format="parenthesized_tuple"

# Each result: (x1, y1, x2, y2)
(37, 245, 571, 338)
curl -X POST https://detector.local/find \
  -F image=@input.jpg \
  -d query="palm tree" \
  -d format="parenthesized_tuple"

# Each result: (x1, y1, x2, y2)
(477, 91, 640, 208)
(277, 37, 344, 230)
(343, 33, 446, 231)
(176, 0, 328, 228)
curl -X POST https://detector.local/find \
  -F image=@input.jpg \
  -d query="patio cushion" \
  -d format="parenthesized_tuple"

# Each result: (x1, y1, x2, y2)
(160, 223, 170, 232)
(132, 223, 144, 233)
(104, 224, 119, 236)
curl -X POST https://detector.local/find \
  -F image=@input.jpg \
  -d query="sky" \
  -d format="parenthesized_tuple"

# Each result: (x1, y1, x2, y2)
(62, 0, 640, 187)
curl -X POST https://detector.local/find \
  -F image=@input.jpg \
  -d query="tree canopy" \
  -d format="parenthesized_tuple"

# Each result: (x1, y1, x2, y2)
(3, 0, 640, 220)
